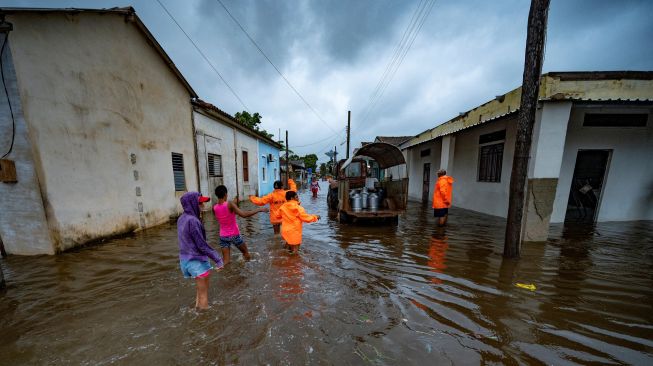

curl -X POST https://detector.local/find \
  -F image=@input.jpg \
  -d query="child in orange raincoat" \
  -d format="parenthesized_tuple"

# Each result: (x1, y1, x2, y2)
(277, 191, 320, 254)
(249, 179, 297, 234)
(432, 169, 454, 226)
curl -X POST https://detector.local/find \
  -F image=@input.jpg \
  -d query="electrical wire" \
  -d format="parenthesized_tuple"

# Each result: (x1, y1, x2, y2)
(353, 0, 436, 135)
(215, 0, 338, 134)
(290, 127, 346, 148)
(155, 0, 249, 111)
(0, 32, 15, 160)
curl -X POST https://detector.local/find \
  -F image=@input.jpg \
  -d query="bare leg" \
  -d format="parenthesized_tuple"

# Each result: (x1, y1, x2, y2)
(438, 215, 448, 226)
(273, 224, 280, 234)
(195, 276, 210, 310)
(221, 247, 231, 265)
(290, 244, 300, 255)
(236, 243, 251, 261)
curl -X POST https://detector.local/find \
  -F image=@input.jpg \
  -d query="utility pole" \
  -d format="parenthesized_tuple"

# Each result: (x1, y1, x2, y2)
(346, 110, 351, 159)
(504, 0, 550, 258)
(285, 130, 289, 189)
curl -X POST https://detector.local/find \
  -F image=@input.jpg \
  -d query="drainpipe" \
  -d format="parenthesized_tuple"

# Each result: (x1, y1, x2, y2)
(233, 127, 239, 200)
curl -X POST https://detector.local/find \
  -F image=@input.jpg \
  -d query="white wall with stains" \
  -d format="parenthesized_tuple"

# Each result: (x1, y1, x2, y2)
(4, 12, 197, 253)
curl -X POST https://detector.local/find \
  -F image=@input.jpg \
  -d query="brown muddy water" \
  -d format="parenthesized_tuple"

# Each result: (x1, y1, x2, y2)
(1, 182, 652, 365)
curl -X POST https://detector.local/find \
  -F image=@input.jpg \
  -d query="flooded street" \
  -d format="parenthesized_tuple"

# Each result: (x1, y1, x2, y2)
(1, 182, 652, 365)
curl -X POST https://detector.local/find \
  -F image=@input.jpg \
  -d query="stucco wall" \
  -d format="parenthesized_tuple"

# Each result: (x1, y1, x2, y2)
(7, 12, 196, 251)
(194, 111, 237, 202)
(258, 141, 280, 196)
(406, 139, 442, 202)
(449, 116, 518, 217)
(551, 106, 653, 223)
(0, 34, 54, 255)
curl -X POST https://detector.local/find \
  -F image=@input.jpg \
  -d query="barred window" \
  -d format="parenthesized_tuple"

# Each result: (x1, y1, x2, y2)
(208, 154, 223, 177)
(478, 143, 504, 182)
(171, 152, 186, 191)
(242, 151, 249, 182)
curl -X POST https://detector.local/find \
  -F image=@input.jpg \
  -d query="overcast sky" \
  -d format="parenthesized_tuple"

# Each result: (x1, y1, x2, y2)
(3, 0, 652, 163)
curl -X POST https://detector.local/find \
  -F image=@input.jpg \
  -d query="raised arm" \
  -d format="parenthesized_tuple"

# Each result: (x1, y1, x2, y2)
(297, 206, 319, 223)
(249, 193, 272, 206)
(229, 199, 268, 218)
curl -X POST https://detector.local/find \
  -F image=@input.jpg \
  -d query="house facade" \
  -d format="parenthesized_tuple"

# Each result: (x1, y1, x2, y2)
(0, 8, 199, 254)
(193, 100, 281, 202)
(258, 140, 280, 195)
(403, 72, 653, 241)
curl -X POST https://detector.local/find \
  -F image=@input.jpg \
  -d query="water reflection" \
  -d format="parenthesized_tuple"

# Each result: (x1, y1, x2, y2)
(1, 181, 652, 365)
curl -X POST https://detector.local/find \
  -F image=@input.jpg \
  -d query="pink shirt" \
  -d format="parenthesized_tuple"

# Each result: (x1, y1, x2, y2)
(213, 202, 240, 237)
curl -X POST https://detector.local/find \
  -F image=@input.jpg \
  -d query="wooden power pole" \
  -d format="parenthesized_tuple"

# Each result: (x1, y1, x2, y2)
(346, 110, 351, 159)
(504, 0, 550, 258)
(0, 261, 5, 290)
(285, 130, 289, 189)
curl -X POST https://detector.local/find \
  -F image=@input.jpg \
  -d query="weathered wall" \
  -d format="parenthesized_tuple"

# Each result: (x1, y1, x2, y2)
(7, 12, 196, 252)
(258, 141, 280, 196)
(237, 132, 259, 198)
(551, 106, 653, 223)
(449, 116, 518, 217)
(406, 139, 441, 202)
(0, 34, 54, 255)
(194, 111, 237, 202)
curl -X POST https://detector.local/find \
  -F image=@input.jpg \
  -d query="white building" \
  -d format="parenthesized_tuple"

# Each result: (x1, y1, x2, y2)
(402, 72, 653, 241)
(192, 100, 281, 202)
(0, 8, 200, 254)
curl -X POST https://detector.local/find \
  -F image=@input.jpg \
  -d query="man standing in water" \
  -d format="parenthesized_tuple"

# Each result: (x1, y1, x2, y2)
(249, 179, 296, 234)
(432, 169, 454, 226)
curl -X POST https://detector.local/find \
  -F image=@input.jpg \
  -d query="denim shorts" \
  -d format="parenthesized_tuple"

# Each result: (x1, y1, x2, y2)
(180, 259, 213, 279)
(219, 235, 244, 248)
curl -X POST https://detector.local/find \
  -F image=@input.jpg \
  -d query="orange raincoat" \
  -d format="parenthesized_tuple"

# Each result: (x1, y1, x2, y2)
(432, 175, 454, 209)
(249, 179, 297, 224)
(276, 200, 318, 245)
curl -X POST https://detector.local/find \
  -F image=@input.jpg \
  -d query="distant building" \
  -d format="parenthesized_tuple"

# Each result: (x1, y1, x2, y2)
(192, 99, 281, 200)
(402, 71, 653, 241)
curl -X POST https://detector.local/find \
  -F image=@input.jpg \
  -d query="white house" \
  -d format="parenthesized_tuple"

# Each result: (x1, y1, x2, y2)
(0, 8, 199, 254)
(192, 99, 281, 202)
(402, 71, 653, 241)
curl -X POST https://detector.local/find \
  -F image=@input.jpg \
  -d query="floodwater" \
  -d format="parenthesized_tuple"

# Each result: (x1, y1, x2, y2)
(1, 182, 652, 365)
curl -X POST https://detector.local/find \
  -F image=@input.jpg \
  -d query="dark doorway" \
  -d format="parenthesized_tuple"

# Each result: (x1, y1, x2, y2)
(565, 150, 611, 223)
(422, 163, 431, 203)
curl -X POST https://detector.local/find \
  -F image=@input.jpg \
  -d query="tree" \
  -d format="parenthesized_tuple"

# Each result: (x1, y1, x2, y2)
(234, 111, 275, 140)
(302, 154, 318, 171)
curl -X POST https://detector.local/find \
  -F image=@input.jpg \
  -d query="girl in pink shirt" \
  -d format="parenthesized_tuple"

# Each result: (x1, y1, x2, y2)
(214, 185, 268, 265)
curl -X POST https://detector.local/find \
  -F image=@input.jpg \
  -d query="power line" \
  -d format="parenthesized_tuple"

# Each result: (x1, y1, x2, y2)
(155, 0, 249, 111)
(215, 0, 338, 134)
(354, 0, 436, 135)
(290, 127, 346, 149)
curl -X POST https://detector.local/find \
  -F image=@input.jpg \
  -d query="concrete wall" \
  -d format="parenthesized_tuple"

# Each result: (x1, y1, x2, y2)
(236, 131, 259, 199)
(6, 13, 196, 252)
(258, 141, 280, 196)
(194, 111, 237, 202)
(0, 34, 54, 255)
(406, 139, 442, 202)
(449, 116, 518, 217)
(551, 105, 653, 223)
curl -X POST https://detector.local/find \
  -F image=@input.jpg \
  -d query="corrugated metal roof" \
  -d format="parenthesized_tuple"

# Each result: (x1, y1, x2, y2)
(403, 71, 653, 149)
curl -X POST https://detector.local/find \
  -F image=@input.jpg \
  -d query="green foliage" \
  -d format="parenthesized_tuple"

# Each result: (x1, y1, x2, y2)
(234, 111, 275, 140)
(302, 154, 318, 171)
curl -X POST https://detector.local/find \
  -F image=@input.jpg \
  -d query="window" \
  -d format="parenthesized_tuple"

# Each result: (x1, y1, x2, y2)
(345, 162, 362, 177)
(420, 149, 431, 157)
(208, 154, 223, 177)
(583, 113, 648, 127)
(171, 152, 186, 191)
(262, 167, 267, 183)
(242, 151, 249, 182)
(478, 130, 505, 183)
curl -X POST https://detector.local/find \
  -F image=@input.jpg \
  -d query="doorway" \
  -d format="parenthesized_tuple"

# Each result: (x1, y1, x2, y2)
(565, 150, 611, 223)
(422, 163, 431, 203)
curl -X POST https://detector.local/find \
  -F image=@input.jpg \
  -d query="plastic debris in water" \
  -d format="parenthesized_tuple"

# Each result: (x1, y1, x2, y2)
(515, 283, 536, 291)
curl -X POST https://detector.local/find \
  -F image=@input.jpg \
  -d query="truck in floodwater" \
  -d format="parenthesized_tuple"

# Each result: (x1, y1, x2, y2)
(327, 142, 408, 224)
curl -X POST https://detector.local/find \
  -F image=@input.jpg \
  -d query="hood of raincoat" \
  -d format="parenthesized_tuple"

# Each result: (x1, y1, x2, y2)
(180, 191, 201, 219)
(439, 175, 454, 184)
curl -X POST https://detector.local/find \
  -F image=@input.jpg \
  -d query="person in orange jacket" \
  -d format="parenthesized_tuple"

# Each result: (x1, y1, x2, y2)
(432, 169, 454, 226)
(249, 179, 297, 234)
(276, 191, 320, 254)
